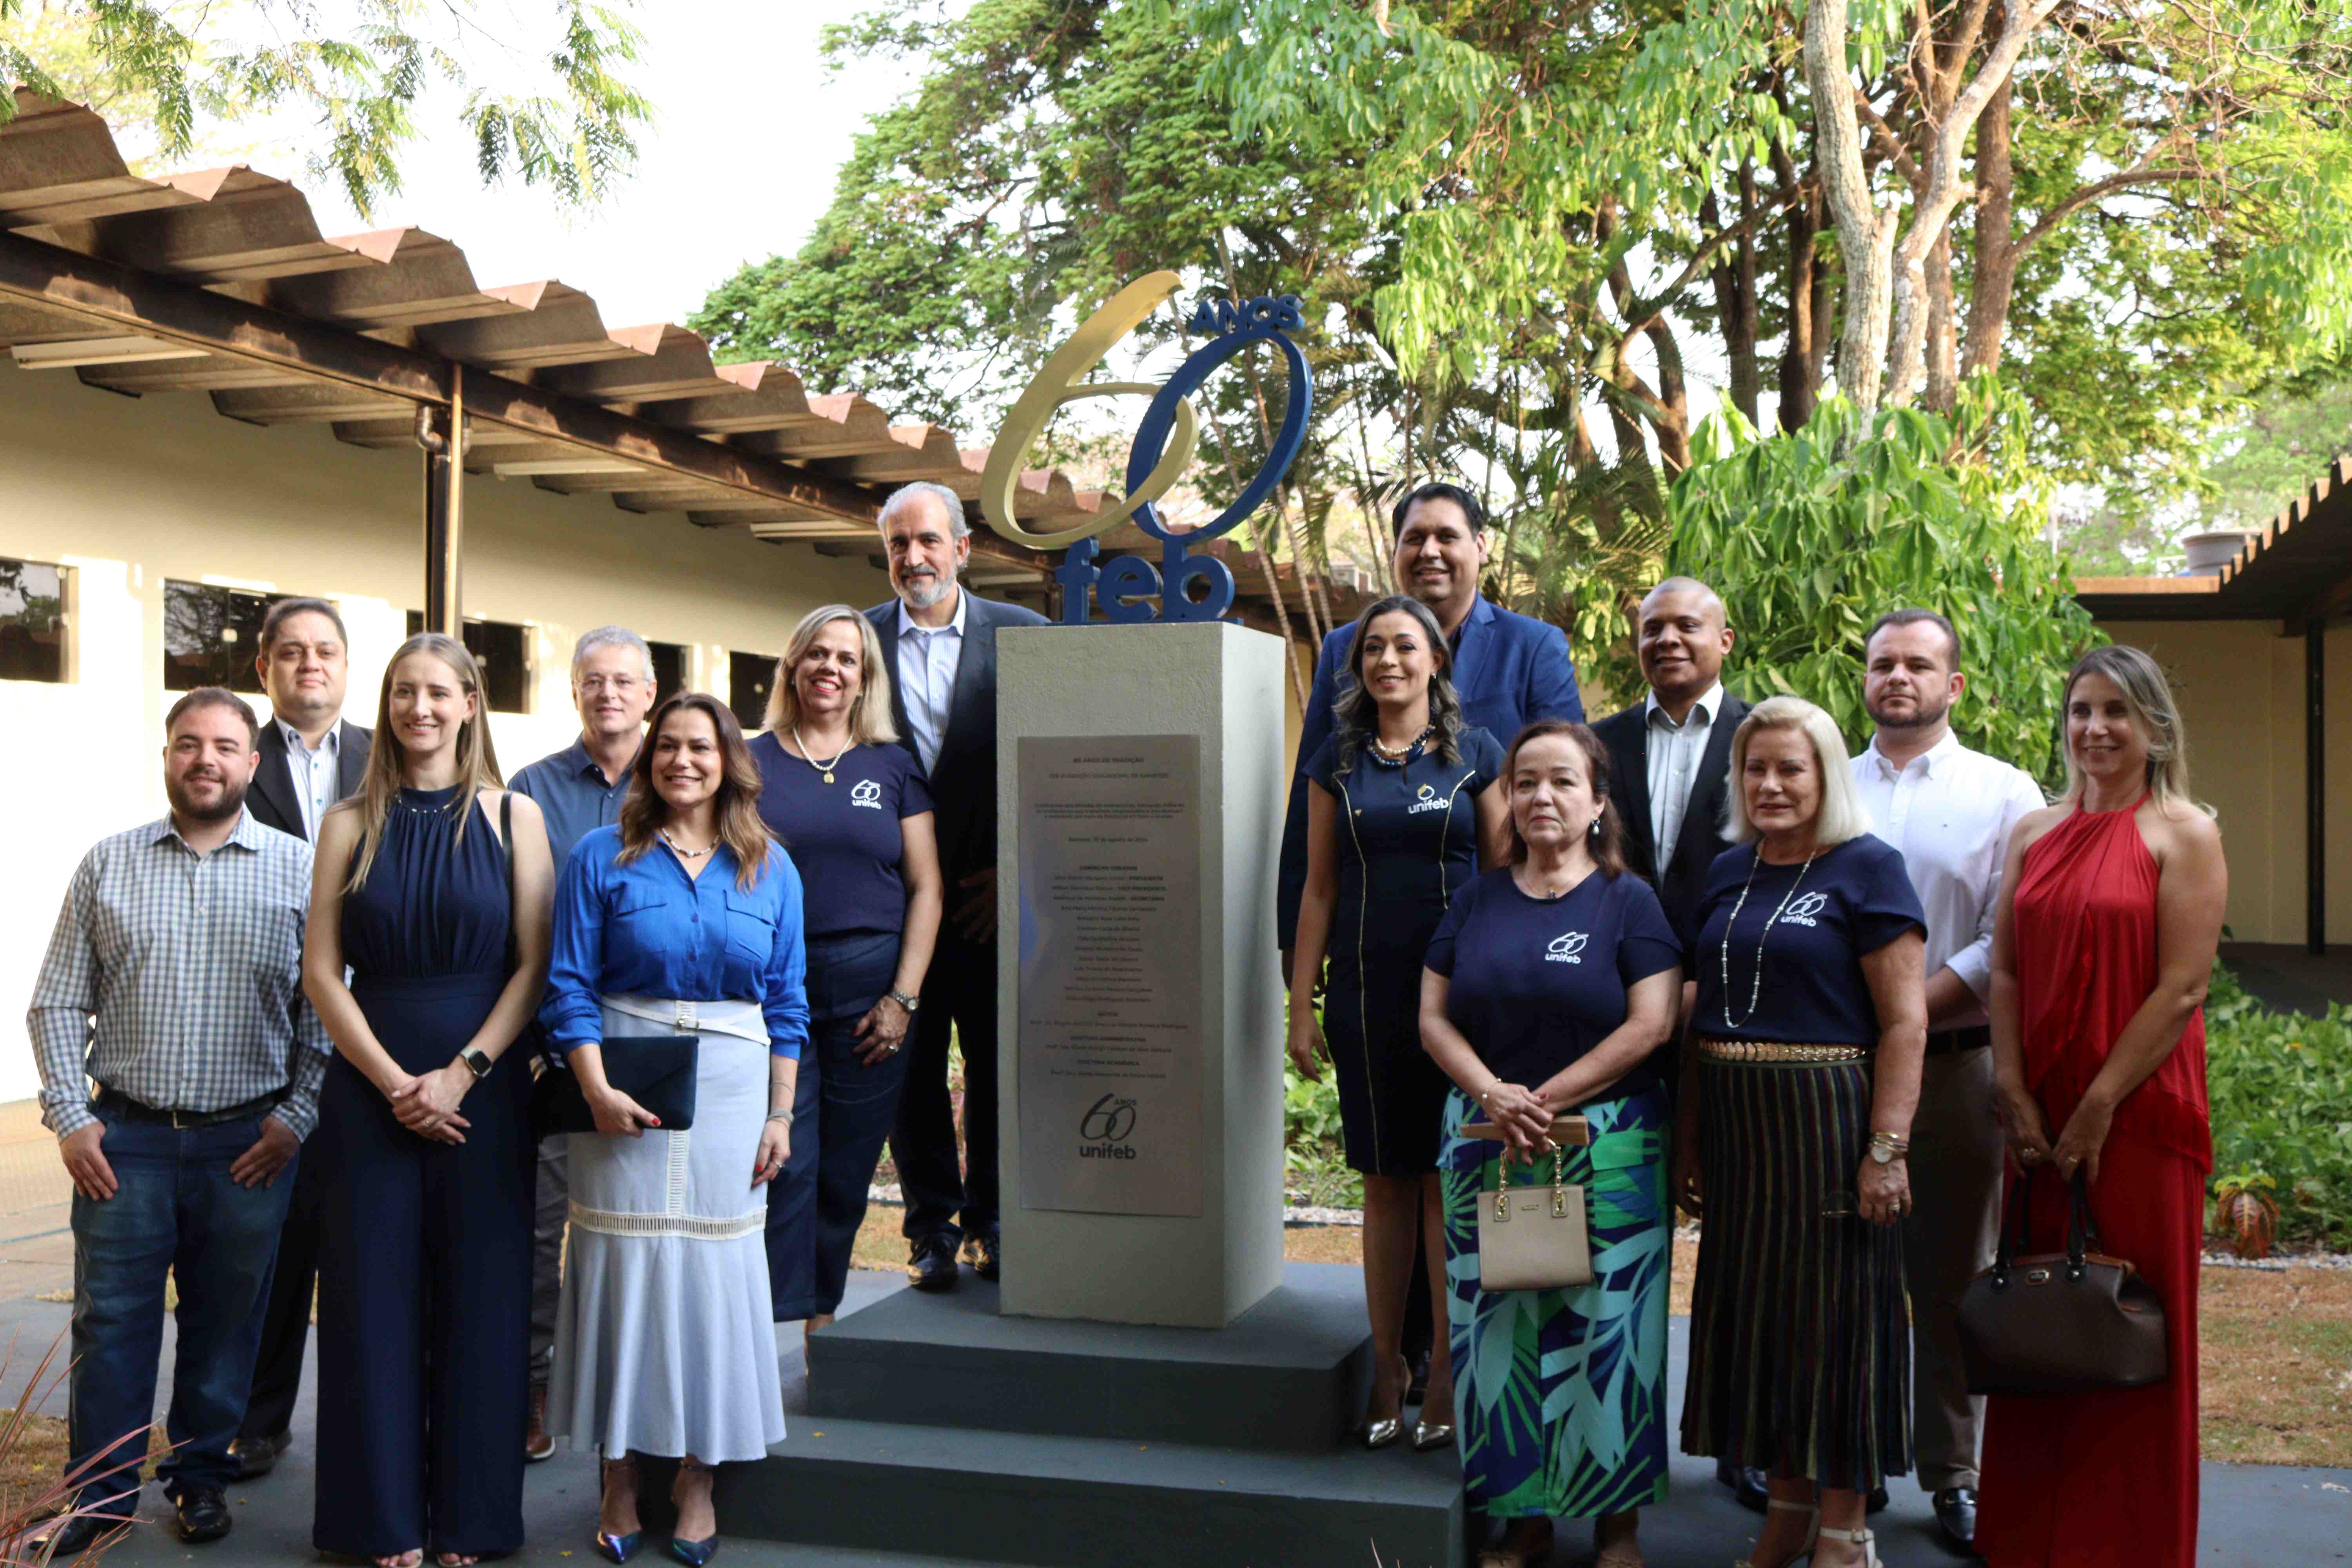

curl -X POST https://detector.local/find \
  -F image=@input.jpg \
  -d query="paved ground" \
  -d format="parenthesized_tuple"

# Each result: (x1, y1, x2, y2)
(3, 1268, 2345, 1568)
(2221, 941, 2352, 1018)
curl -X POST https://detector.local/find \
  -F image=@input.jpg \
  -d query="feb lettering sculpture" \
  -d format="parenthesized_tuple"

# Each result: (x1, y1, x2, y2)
(979, 270, 1313, 625)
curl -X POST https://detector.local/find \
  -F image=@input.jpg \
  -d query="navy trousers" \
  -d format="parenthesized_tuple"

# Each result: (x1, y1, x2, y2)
(313, 975, 533, 1558)
(68, 1105, 294, 1521)
(768, 933, 909, 1318)
(890, 931, 999, 1246)
(237, 1139, 321, 1442)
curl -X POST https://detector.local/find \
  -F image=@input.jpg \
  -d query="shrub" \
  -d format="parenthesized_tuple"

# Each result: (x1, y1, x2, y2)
(2204, 964, 2352, 1250)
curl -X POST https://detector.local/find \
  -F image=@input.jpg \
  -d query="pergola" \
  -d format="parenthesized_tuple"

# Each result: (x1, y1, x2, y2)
(0, 90, 1359, 639)
(2075, 453, 2352, 953)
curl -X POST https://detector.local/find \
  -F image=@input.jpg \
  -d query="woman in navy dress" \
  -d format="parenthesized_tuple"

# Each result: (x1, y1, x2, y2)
(1290, 593, 1510, 1451)
(544, 693, 808, 1566)
(751, 605, 943, 1345)
(1420, 720, 1682, 1568)
(302, 633, 555, 1568)
(1675, 696, 1927, 1568)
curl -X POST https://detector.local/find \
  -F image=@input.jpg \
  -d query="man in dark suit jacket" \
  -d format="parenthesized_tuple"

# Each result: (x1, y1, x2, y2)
(230, 598, 370, 1480)
(864, 482, 1047, 1292)
(1275, 481, 1584, 951)
(1591, 577, 1748, 949)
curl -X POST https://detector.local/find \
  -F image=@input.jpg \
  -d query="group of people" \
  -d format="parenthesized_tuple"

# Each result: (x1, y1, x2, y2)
(1279, 487, 2223, 1568)
(27, 472, 2223, 1568)
(28, 479, 1027, 1564)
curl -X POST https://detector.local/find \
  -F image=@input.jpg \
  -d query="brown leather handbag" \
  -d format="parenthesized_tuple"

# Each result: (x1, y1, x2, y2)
(1956, 1170, 2168, 1396)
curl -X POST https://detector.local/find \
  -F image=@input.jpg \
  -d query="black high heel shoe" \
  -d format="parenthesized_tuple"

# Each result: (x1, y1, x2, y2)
(667, 1457, 720, 1566)
(595, 1454, 642, 1564)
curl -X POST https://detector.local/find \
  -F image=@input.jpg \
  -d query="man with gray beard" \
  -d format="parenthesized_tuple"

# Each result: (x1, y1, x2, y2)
(863, 483, 1046, 1291)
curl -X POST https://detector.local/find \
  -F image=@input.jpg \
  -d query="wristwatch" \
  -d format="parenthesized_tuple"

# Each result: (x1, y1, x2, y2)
(460, 1048, 494, 1082)
(888, 989, 921, 1013)
(1867, 1132, 1909, 1165)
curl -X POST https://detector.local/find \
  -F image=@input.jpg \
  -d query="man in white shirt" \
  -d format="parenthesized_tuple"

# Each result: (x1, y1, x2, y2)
(1851, 608, 2045, 1553)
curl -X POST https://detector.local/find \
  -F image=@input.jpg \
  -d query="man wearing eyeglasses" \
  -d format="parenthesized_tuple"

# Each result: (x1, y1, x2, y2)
(506, 625, 659, 1461)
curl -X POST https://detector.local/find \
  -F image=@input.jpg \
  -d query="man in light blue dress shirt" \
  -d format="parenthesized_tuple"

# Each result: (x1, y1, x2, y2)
(863, 483, 1046, 1292)
(508, 625, 657, 1460)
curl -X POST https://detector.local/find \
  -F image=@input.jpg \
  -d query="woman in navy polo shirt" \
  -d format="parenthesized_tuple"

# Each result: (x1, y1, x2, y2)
(1420, 720, 1683, 1568)
(750, 605, 944, 1343)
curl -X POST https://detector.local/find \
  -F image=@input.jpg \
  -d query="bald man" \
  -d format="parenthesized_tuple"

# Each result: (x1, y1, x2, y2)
(1591, 578, 1750, 947)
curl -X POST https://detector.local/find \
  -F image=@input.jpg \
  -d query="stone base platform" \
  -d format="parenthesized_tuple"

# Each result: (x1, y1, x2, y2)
(646, 1262, 1465, 1566)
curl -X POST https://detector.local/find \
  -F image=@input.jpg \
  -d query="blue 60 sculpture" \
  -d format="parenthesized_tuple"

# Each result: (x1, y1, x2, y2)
(978, 270, 1313, 625)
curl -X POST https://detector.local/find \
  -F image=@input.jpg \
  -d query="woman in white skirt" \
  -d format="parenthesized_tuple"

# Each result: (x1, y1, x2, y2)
(541, 692, 809, 1566)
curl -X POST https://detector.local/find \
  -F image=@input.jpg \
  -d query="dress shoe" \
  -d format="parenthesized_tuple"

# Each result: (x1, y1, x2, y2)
(960, 1231, 1001, 1282)
(31, 1513, 118, 1557)
(1732, 1465, 1770, 1514)
(907, 1234, 960, 1292)
(174, 1485, 233, 1543)
(1933, 1486, 1979, 1552)
(229, 1429, 289, 1480)
(1867, 1485, 1890, 1514)
(524, 1383, 556, 1463)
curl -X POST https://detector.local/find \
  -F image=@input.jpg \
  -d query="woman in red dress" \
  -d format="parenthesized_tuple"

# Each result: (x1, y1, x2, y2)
(1978, 644, 2225, 1568)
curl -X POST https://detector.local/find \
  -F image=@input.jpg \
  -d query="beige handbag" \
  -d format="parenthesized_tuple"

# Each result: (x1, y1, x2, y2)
(1475, 1143, 1593, 1292)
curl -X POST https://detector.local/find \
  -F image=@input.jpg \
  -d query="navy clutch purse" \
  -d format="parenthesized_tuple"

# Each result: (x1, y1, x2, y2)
(534, 1033, 700, 1135)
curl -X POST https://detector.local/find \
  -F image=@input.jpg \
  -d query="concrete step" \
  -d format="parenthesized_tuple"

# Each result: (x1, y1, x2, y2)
(652, 1414, 1464, 1568)
(806, 1262, 1374, 1453)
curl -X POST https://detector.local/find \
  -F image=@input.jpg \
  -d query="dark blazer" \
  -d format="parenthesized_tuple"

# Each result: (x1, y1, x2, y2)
(1276, 593, 1584, 947)
(865, 589, 1049, 890)
(1592, 690, 1751, 947)
(247, 717, 372, 842)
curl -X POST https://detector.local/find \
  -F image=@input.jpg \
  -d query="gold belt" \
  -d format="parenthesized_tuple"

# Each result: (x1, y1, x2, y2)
(1699, 1038, 1867, 1064)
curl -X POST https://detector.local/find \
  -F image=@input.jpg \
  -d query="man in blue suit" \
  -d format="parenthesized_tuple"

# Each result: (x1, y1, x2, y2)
(864, 482, 1047, 1292)
(1275, 481, 1584, 953)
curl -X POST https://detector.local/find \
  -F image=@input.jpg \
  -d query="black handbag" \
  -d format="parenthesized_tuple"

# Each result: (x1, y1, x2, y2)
(535, 1033, 699, 1134)
(1956, 1169, 2169, 1396)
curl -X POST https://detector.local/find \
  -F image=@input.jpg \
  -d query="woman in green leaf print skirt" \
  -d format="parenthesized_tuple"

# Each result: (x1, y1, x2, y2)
(1420, 722, 1683, 1568)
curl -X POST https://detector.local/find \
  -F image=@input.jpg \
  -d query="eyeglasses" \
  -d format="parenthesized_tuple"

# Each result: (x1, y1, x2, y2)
(578, 677, 644, 696)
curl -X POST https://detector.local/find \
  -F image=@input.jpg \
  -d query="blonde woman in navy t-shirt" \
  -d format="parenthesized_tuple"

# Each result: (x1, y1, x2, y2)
(748, 607, 944, 1347)
(1420, 720, 1683, 1568)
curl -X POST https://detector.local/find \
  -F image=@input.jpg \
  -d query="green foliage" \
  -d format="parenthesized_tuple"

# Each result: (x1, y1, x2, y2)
(0, 0, 651, 218)
(2204, 965, 2352, 1250)
(1666, 384, 2099, 781)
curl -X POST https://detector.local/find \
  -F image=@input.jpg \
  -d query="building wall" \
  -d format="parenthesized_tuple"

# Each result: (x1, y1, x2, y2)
(2090, 617, 2339, 947)
(0, 361, 891, 1104)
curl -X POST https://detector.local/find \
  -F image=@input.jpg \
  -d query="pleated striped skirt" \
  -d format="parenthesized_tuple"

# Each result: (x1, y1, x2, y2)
(1678, 1054, 1910, 1492)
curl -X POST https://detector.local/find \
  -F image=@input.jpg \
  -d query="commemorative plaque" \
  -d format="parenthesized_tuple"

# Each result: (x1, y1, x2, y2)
(1013, 733, 1205, 1218)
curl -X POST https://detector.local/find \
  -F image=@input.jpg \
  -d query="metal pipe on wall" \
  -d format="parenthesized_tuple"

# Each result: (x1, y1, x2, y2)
(2310, 621, 2326, 956)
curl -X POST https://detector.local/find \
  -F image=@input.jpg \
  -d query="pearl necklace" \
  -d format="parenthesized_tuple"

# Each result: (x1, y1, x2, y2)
(1717, 845, 1820, 1030)
(794, 725, 851, 785)
(1368, 724, 1433, 762)
(659, 828, 716, 860)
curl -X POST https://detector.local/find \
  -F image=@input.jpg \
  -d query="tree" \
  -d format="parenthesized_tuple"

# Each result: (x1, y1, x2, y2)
(1670, 387, 2098, 777)
(0, 0, 651, 216)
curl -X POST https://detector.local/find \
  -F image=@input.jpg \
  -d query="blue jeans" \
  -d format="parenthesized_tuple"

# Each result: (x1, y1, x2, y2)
(767, 932, 909, 1318)
(69, 1107, 296, 1519)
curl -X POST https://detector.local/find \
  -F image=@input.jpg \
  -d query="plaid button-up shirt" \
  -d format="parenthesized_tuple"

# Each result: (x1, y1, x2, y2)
(27, 811, 332, 1140)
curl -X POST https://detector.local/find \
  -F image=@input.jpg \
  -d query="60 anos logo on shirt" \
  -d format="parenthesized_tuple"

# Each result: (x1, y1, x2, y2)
(1777, 892, 1831, 928)
(1546, 932, 1589, 965)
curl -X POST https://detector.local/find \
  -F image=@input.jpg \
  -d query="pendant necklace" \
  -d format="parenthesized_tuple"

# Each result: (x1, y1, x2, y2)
(1717, 845, 1820, 1030)
(659, 828, 716, 860)
(795, 725, 851, 785)
(1369, 723, 1434, 763)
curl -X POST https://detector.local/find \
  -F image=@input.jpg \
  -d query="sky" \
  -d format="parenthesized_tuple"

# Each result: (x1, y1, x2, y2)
(234, 1, 916, 331)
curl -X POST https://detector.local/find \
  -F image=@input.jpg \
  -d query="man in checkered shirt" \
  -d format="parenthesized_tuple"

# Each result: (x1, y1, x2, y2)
(26, 687, 331, 1553)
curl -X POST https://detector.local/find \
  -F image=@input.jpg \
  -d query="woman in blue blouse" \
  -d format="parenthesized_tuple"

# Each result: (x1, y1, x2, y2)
(750, 605, 943, 1343)
(1420, 720, 1682, 1568)
(542, 693, 809, 1567)
(1290, 594, 1510, 1451)
(1677, 696, 1926, 1568)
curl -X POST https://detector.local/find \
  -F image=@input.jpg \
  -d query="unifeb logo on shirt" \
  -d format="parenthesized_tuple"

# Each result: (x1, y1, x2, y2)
(1778, 891, 1829, 928)
(1406, 781, 1454, 816)
(849, 779, 885, 811)
(1546, 931, 1588, 965)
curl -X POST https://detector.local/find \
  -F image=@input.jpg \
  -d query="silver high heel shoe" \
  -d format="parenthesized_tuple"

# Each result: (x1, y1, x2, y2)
(1360, 1354, 1410, 1449)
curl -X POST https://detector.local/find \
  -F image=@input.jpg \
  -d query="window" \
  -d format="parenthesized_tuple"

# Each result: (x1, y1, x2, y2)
(729, 651, 777, 732)
(0, 558, 68, 684)
(404, 613, 533, 713)
(163, 581, 284, 692)
(649, 640, 689, 709)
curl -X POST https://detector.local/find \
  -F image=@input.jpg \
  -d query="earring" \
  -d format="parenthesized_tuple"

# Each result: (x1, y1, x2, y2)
(1588, 815, 1603, 839)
